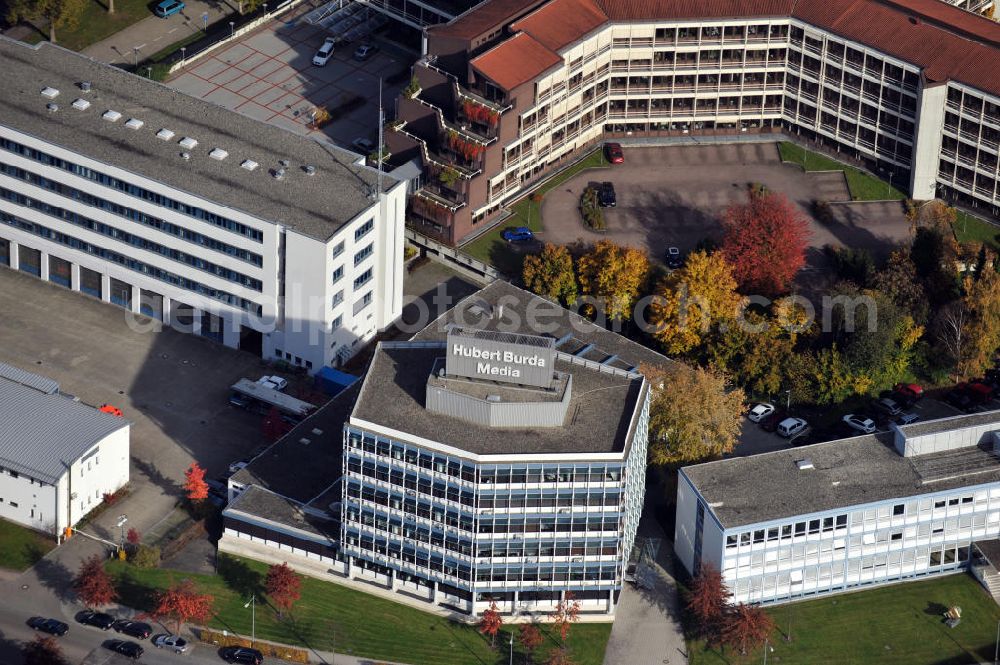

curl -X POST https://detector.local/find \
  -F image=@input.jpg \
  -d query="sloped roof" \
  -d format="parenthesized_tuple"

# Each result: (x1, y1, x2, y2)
(429, 0, 544, 39)
(0, 370, 129, 483)
(470, 32, 563, 91)
(511, 0, 609, 52)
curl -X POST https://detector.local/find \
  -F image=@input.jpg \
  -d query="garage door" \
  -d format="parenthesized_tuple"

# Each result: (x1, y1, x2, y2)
(18, 246, 40, 276)
(49, 256, 71, 287)
(80, 267, 102, 298)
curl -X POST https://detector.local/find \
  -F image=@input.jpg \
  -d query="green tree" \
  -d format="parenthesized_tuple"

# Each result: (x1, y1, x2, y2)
(6, 0, 86, 44)
(522, 244, 578, 305)
(643, 362, 745, 464)
(874, 249, 929, 324)
(576, 240, 649, 322)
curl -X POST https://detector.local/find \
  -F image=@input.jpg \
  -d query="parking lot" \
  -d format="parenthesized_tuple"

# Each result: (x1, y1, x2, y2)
(541, 143, 911, 274)
(168, 2, 409, 148)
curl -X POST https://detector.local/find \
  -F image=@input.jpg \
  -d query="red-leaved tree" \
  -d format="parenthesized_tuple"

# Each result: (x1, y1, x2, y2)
(721, 190, 810, 297)
(265, 562, 301, 617)
(720, 602, 775, 655)
(23, 635, 68, 665)
(73, 554, 117, 608)
(685, 564, 729, 639)
(546, 646, 577, 665)
(126, 528, 141, 545)
(152, 579, 213, 634)
(478, 600, 503, 649)
(184, 462, 209, 502)
(519, 622, 545, 663)
(549, 591, 581, 643)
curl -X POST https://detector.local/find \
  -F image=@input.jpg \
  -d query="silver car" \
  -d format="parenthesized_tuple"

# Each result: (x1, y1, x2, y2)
(153, 634, 191, 654)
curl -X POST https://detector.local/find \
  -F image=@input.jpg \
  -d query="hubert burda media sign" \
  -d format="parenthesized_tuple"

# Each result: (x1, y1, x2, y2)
(445, 328, 555, 389)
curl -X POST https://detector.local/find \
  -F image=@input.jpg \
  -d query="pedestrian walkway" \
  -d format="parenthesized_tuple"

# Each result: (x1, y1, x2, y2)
(603, 511, 688, 665)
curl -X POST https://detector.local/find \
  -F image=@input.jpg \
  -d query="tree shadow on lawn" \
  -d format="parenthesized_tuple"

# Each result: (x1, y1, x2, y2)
(114, 569, 161, 612)
(217, 555, 263, 598)
(434, 616, 498, 665)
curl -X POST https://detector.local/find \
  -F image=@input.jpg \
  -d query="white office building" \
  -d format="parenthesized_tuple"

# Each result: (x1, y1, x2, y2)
(0, 38, 406, 372)
(0, 362, 130, 535)
(676, 411, 1000, 605)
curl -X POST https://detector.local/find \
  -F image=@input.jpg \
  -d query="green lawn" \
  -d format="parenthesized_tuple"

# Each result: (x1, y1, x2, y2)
(462, 148, 609, 275)
(36, 0, 160, 53)
(777, 141, 906, 201)
(954, 210, 1000, 251)
(688, 573, 1000, 665)
(108, 555, 611, 665)
(0, 518, 55, 571)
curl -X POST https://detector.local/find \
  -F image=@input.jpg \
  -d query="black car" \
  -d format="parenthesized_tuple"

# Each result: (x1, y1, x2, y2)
(221, 647, 264, 665)
(78, 611, 116, 630)
(107, 640, 144, 660)
(27, 617, 69, 636)
(597, 181, 616, 207)
(113, 620, 152, 639)
(945, 388, 975, 412)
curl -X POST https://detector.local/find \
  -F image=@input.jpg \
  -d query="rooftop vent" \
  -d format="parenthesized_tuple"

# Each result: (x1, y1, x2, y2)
(178, 137, 198, 150)
(79, 81, 92, 92)
(125, 118, 144, 130)
(831, 480, 841, 487)
(71, 98, 91, 111)
(796, 458, 814, 471)
(486, 395, 501, 402)
(102, 110, 122, 122)
(156, 128, 175, 141)
(46, 103, 59, 112)
(299, 437, 310, 445)
(180, 152, 191, 161)
(40, 87, 60, 99)
(272, 167, 286, 180)
(209, 148, 229, 161)
(311, 428, 323, 436)
(303, 165, 316, 176)
(240, 159, 259, 171)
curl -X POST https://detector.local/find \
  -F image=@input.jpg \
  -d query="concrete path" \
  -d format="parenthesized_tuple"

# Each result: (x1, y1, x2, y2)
(81, 0, 236, 67)
(603, 512, 688, 665)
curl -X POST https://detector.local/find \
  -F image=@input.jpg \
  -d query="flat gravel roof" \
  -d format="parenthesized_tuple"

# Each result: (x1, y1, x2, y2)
(0, 38, 392, 241)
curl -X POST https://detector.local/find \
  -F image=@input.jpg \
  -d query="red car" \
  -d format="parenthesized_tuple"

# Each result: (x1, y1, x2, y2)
(604, 142, 624, 164)
(893, 383, 924, 401)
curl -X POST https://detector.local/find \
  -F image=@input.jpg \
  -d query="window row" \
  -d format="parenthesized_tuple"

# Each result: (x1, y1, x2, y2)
(345, 484, 475, 526)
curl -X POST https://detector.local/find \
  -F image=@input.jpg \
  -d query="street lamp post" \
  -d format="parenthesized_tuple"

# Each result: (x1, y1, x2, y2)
(785, 389, 791, 412)
(508, 634, 513, 665)
(244, 595, 256, 647)
(180, 47, 186, 67)
(116, 514, 128, 553)
(229, 21, 235, 38)
(763, 638, 774, 665)
(132, 47, 139, 68)
(994, 618, 999, 664)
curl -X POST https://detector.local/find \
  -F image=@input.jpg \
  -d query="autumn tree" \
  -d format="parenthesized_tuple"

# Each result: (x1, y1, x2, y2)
(874, 249, 929, 324)
(644, 362, 745, 464)
(73, 554, 117, 608)
(548, 591, 581, 644)
(720, 603, 775, 656)
(576, 240, 649, 322)
(6, 0, 86, 44)
(152, 579, 213, 634)
(647, 251, 744, 356)
(545, 647, 577, 665)
(522, 244, 578, 306)
(265, 562, 301, 617)
(184, 462, 209, 502)
(126, 528, 141, 545)
(23, 635, 68, 665)
(478, 600, 503, 649)
(957, 271, 1000, 376)
(721, 190, 810, 297)
(518, 622, 545, 663)
(910, 201, 961, 305)
(685, 564, 729, 640)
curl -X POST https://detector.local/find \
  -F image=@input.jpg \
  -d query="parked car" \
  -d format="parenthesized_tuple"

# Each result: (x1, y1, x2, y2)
(968, 379, 995, 401)
(747, 402, 775, 423)
(228, 393, 251, 409)
(113, 621, 152, 640)
(893, 383, 924, 402)
(893, 412, 920, 426)
(353, 43, 378, 61)
(759, 409, 787, 433)
(107, 640, 144, 660)
(312, 37, 337, 66)
(983, 368, 1000, 390)
(153, 634, 191, 654)
(874, 397, 903, 416)
(842, 414, 877, 434)
(777, 417, 808, 438)
(77, 611, 115, 630)
(228, 460, 249, 474)
(27, 617, 69, 636)
(665, 246, 683, 270)
(604, 142, 624, 164)
(597, 181, 617, 207)
(256, 375, 288, 391)
(352, 137, 375, 155)
(501, 227, 534, 243)
(154, 0, 184, 17)
(221, 647, 264, 665)
(945, 386, 975, 412)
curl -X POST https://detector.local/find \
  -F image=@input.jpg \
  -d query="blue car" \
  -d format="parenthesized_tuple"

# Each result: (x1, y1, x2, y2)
(501, 227, 534, 243)
(154, 0, 185, 17)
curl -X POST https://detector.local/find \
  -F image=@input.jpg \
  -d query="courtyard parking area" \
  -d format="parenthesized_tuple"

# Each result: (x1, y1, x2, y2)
(540, 142, 911, 271)
(168, 3, 409, 149)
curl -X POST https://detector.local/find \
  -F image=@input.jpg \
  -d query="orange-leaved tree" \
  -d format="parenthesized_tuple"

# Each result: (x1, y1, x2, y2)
(576, 240, 649, 322)
(73, 554, 117, 608)
(518, 622, 545, 663)
(152, 579, 213, 634)
(184, 462, 209, 502)
(685, 564, 729, 640)
(720, 602, 775, 655)
(548, 591, 581, 644)
(522, 243, 578, 306)
(478, 599, 503, 649)
(265, 562, 302, 617)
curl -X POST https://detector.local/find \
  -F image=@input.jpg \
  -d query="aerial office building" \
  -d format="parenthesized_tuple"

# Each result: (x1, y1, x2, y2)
(221, 281, 666, 617)
(0, 362, 130, 535)
(0, 38, 406, 372)
(676, 411, 1000, 605)
(385, 0, 1000, 245)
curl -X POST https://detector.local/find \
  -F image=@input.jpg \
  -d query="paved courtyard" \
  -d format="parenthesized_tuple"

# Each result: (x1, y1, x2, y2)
(541, 143, 910, 270)
(168, 3, 409, 148)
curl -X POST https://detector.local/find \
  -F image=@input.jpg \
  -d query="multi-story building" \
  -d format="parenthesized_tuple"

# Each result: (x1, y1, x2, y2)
(385, 0, 1000, 245)
(0, 362, 130, 536)
(0, 38, 407, 372)
(676, 411, 1000, 605)
(220, 280, 667, 617)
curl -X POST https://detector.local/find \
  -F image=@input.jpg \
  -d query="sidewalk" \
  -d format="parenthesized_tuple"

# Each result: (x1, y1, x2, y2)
(81, 0, 235, 67)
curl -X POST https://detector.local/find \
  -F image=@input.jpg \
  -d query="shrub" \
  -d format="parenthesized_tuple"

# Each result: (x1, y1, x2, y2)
(198, 629, 309, 664)
(129, 545, 161, 569)
(403, 245, 418, 261)
(403, 74, 420, 99)
(530, 192, 544, 204)
(812, 199, 836, 225)
(580, 187, 605, 231)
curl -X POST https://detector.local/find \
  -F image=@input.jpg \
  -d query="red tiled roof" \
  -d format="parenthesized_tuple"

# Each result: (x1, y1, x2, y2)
(470, 31, 563, 90)
(511, 0, 609, 52)
(596, 0, 793, 21)
(428, 0, 543, 39)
